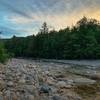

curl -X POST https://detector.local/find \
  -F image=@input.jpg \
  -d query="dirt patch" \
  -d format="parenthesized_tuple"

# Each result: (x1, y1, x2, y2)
(74, 82, 100, 100)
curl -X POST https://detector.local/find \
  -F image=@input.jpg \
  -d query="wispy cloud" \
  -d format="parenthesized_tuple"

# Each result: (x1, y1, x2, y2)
(0, 0, 100, 38)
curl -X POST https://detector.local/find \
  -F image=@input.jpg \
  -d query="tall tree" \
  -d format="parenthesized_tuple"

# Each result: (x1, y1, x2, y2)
(40, 22, 49, 34)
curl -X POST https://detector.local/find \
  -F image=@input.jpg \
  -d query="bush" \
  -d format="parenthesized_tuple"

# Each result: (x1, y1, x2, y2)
(0, 42, 8, 63)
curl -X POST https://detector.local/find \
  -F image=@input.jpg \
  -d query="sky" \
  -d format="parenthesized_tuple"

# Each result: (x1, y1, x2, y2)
(0, 0, 100, 38)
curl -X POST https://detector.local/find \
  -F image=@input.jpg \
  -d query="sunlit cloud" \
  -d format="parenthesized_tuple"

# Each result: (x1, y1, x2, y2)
(0, 0, 100, 38)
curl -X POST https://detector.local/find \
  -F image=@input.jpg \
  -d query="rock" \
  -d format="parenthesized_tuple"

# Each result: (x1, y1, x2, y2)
(45, 71, 50, 75)
(73, 78, 96, 85)
(12, 93, 18, 100)
(50, 86, 58, 93)
(7, 81, 14, 87)
(29, 95, 35, 100)
(56, 81, 66, 88)
(40, 84, 51, 93)
(0, 96, 3, 100)
(19, 78, 26, 84)
(23, 64, 27, 67)
(65, 85, 72, 89)
(74, 97, 82, 100)
(26, 94, 34, 100)
(25, 85, 35, 94)
(0, 58, 99, 100)
(4, 90, 12, 100)
(52, 95, 67, 100)
(67, 79, 73, 85)
(0, 81, 5, 91)
(46, 77, 55, 85)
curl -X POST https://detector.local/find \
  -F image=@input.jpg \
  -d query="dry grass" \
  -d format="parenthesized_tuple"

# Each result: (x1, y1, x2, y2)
(74, 82, 100, 99)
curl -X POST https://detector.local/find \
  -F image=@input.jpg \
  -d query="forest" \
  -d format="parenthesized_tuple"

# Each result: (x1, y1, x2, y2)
(0, 17, 100, 62)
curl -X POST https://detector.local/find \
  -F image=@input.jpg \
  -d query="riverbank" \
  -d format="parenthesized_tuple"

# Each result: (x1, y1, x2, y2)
(0, 58, 99, 100)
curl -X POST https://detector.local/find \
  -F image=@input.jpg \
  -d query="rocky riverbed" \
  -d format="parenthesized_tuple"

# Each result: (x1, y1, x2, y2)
(0, 58, 100, 100)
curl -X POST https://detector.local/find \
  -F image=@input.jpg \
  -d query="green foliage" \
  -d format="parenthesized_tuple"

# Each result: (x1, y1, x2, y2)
(4, 17, 100, 59)
(0, 42, 8, 63)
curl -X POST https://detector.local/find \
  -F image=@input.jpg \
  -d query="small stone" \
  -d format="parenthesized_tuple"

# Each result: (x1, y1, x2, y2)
(52, 95, 67, 100)
(23, 64, 26, 67)
(45, 71, 50, 75)
(73, 78, 96, 84)
(46, 77, 55, 85)
(12, 93, 18, 100)
(0, 81, 5, 90)
(25, 85, 34, 94)
(56, 81, 66, 88)
(67, 79, 73, 85)
(50, 86, 58, 94)
(19, 78, 26, 84)
(40, 84, 51, 93)
(7, 81, 14, 87)
(27, 94, 34, 100)
(0, 96, 3, 100)
(4, 90, 12, 100)
(65, 85, 72, 89)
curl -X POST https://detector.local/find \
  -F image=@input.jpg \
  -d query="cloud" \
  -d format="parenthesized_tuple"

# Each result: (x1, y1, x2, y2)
(0, 0, 32, 18)
(0, 0, 100, 38)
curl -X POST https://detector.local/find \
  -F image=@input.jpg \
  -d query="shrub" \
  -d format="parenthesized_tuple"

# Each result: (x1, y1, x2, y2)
(0, 42, 8, 63)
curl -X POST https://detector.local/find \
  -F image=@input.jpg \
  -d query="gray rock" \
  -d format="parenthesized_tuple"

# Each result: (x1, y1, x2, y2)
(7, 81, 14, 87)
(52, 95, 67, 100)
(19, 78, 26, 84)
(40, 84, 51, 93)
(5, 90, 12, 100)
(73, 78, 96, 84)
(46, 77, 56, 85)
(25, 94, 34, 100)
(0, 96, 3, 100)
(67, 79, 73, 85)
(25, 85, 34, 94)
(56, 81, 66, 88)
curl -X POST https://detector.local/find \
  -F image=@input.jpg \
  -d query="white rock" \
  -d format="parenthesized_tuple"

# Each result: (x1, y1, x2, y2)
(67, 79, 73, 85)
(7, 81, 13, 87)
(45, 71, 50, 75)
(46, 77, 55, 85)
(74, 78, 96, 84)
(19, 78, 26, 84)
(56, 81, 66, 88)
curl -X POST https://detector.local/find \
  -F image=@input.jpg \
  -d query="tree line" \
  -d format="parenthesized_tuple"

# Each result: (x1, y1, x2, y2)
(1, 17, 100, 62)
(0, 41, 8, 63)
